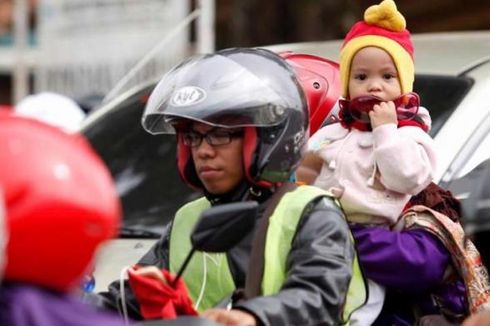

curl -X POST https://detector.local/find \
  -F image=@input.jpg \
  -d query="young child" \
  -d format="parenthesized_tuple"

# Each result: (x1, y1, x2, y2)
(302, 0, 437, 324)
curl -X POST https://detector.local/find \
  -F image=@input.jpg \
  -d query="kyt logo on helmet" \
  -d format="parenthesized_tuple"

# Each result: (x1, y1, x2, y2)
(171, 86, 207, 107)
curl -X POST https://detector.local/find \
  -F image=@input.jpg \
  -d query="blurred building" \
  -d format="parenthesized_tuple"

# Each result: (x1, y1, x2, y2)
(0, 0, 36, 105)
(1, 0, 490, 105)
(215, 0, 490, 49)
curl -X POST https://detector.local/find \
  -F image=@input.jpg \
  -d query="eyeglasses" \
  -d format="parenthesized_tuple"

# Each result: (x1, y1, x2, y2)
(182, 128, 244, 148)
(339, 92, 420, 123)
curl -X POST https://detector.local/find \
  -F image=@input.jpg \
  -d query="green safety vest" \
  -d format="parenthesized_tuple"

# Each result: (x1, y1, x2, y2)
(169, 185, 366, 323)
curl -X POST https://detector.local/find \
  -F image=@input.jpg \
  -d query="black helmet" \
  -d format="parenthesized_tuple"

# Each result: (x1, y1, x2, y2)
(142, 47, 308, 189)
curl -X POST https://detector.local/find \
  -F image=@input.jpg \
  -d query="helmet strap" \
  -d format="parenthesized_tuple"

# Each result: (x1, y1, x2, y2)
(177, 134, 203, 191)
(243, 127, 259, 184)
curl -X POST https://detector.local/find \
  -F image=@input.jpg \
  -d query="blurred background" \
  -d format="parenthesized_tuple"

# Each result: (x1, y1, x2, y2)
(3, 0, 490, 286)
(1, 0, 490, 108)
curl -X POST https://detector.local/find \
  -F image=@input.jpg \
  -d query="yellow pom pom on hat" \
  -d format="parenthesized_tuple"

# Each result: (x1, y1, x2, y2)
(339, 0, 414, 98)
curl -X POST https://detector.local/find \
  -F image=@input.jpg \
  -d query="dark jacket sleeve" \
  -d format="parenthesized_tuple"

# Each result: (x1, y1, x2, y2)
(350, 224, 450, 292)
(94, 224, 172, 321)
(234, 197, 354, 326)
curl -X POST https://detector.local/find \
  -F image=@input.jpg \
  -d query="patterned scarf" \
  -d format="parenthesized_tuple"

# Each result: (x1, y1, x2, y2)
(338, 104, 429, 132)
(400, 205, 490, 315)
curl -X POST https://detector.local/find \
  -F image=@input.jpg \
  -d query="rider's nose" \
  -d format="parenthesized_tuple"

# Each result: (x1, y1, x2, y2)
(194, 138, 215, 158)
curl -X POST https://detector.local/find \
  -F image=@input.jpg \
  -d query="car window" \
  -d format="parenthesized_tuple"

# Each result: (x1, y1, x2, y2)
(449, 110, 490, 181)
(457, 133, 490, 179)
(414, 74, 473, 137)
(441, 111, 490, 202)
(83, 86, 200, 237)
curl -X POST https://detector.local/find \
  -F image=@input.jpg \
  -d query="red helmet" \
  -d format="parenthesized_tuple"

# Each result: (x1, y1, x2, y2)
(0, 187, 5, 279)
(0, 112, 121, 292)
(279, 52, 340, 135)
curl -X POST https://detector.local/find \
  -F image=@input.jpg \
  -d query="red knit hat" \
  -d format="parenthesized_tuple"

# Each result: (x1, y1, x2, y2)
(340, 0, 414, 98)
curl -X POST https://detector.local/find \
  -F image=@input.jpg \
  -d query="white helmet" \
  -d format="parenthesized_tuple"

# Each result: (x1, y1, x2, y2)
(15, 92, 86, 133)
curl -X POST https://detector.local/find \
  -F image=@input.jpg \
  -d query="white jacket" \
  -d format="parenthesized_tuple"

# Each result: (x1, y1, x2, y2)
(308, 107, 437, 225)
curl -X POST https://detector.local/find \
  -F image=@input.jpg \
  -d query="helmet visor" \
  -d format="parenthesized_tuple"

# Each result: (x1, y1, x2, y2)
(142, 50, 305, 134)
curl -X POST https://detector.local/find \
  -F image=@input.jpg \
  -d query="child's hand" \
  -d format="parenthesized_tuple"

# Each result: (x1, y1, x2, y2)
(297, 153, 323, 185)
(369, 101, 398, 129)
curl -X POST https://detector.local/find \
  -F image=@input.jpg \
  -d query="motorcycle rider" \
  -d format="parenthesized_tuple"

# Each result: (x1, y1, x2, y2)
(0, 112, 125, 326)
(97, 47, 366, 325)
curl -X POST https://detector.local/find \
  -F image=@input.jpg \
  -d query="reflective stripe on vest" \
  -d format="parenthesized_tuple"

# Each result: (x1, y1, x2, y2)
(169, 186, 366, 320)
(169, 197, 235, 312)
(262, 185, 367, 324)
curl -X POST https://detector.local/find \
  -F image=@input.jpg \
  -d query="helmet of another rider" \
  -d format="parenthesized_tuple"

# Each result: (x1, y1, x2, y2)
(279, 51, 340, 135)
(0, 111, 121, 292)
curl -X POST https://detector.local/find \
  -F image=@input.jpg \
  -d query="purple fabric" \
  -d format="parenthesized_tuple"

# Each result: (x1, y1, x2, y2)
(351, 224, 449, 291)
(0, 283, 127, 326)
(351, 224, 467, 323)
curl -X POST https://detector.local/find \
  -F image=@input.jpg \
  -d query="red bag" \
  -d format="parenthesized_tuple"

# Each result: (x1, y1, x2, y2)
(128, 265, 198, 319)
